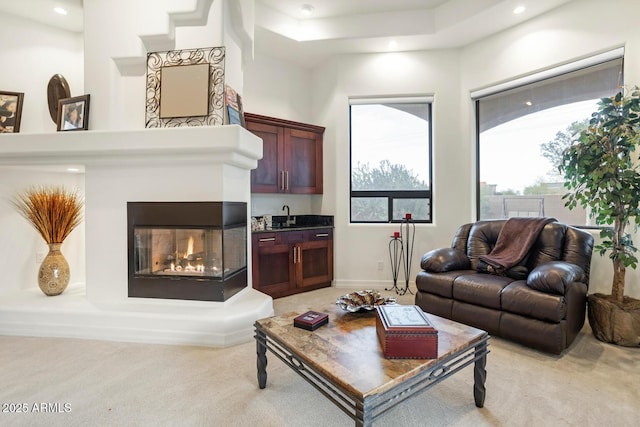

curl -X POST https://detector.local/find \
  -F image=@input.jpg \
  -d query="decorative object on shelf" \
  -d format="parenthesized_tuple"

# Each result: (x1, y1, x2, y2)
(386, 231, 405, 294)
(12, 186, 84, 296)
(145, 46, 225, 128)
(0, 90, 24, 134)
(224, 84, 245, 127)
(56, 94, 90, 131)
(47, 74, 71, 124)
(236, 93, 246, 127)
(560, 86, 640, 347)
(336, 290, 396, 312)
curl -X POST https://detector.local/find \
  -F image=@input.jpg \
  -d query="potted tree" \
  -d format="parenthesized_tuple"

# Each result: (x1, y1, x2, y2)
(560, 87, 640, 346)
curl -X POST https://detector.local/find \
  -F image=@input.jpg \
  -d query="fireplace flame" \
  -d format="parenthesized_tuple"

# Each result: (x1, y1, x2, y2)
(186, 236, 194, 258)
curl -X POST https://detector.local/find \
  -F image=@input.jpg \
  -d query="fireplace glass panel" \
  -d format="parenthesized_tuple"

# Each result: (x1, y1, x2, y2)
(133, 226, 246, 279)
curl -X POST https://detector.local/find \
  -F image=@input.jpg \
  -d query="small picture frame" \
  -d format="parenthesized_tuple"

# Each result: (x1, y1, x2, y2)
(57, 95, 90, 131)
(224, 84, 246, 128)
(0, 91, 25, 134)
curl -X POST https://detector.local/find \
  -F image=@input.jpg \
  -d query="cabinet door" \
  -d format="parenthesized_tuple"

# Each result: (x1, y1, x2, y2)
(296, 239, 333, 289)
(252, 236, 294, 296)
(247, 121, 284, 193)
(284, 128, 323, 194)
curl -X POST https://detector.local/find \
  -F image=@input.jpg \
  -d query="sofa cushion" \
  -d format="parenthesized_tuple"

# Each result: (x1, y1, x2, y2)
(466, 220, 504, 270)
(526, 222, 566, 269)
(421, 248, 470, 272)
(452, 273, 515, 309)
(416, 270, 477, 298)
(526, 261, 586, 295)
(501, 281, 567, 323)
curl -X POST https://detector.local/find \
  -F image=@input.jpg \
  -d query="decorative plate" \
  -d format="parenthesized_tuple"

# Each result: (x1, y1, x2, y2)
(336, 290, 397, 312)
(47, 74, 71, 124)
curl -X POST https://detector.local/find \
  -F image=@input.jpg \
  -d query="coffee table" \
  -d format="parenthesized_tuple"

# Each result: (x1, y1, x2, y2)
(254, 304, 489, 426)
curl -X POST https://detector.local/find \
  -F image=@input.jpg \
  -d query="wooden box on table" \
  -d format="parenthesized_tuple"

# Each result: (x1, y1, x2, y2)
(375, 305, 438, 359)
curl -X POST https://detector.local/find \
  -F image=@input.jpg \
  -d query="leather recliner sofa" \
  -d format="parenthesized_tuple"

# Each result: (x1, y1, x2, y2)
(415, 220, 594, 354)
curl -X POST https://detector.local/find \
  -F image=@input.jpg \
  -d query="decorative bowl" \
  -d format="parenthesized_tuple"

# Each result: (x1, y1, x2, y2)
(336, 290, 397, 312)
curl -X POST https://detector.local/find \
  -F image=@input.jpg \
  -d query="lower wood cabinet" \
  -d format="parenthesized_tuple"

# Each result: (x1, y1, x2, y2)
(252, 228, 333, 298)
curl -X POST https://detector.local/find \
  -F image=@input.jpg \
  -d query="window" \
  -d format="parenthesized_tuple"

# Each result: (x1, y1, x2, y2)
(475, 51, 623, 226)
(350, 97, 432, 223)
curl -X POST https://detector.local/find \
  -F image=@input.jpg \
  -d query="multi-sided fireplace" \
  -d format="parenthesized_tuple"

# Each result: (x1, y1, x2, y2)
(127, 201, 247, 302)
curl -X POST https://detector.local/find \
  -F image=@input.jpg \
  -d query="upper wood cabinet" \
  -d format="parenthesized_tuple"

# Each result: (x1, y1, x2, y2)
(245, 113, 325, 194)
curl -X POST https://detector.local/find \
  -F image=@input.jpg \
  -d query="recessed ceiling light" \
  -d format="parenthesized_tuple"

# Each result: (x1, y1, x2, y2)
(300, 4, 314, 17)
(54, 7, 68, 15)
(525, 101, 533, 106)
(513, 6, 525, 14)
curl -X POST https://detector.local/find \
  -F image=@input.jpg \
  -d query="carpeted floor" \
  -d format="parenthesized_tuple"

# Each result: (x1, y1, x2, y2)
(1, 286, 638, 426)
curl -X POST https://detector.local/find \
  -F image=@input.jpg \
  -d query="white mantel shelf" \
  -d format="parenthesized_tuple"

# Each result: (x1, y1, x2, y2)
(0, 125, 262, 168)
(0, 125, 273, 347)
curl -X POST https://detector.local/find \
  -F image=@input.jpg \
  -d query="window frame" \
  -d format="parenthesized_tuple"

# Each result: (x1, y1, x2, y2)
(349, 97, 433, 224)
(473, 49, 624, 226)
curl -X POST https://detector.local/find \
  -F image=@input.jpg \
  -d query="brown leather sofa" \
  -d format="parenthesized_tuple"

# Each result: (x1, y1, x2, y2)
(415, 220, 594, 354)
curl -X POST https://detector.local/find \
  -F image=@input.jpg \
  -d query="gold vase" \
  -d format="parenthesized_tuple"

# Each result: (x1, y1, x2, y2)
(38, 243, 70, 296)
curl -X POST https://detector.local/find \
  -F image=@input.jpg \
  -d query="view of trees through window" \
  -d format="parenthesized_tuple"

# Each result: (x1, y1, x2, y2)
(479, 100, 597, 225)
(350, 101, 432, 223)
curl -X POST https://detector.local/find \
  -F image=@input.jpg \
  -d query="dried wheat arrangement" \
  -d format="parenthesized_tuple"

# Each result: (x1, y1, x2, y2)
(12, 186, 84, 244)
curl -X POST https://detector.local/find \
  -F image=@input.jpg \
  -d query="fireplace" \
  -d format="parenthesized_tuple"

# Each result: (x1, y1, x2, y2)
(127, 202, 247, 302)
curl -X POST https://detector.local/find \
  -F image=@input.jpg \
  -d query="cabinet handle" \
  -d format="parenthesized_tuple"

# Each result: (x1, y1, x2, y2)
(259, 237, 275, 242)
(285, 170, 289, 191)
(298, 246, 302, 262)
(280, 170, 286, 191)
(293, 246, 297, 263)
(315, 233, 329, 237)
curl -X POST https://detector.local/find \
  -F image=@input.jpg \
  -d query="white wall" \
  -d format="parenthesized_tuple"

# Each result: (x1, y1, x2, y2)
(83, 0, 233, 130)
(460, 0, 640, 298)
(243, 53, 313, 122)
(243, 53, 318, 217)
(0, 13, 83, 133)
(311, 51, 467, 288)
(0, 168, 85, 293)
(0, 14, 84, 293)
(280, 0, 640, 296)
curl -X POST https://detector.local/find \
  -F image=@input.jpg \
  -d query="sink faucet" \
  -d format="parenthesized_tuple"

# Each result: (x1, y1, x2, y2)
(282, 205, 291, 226)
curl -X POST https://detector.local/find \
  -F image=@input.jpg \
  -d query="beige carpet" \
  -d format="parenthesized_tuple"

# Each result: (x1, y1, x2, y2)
(1, 286, 638, 427)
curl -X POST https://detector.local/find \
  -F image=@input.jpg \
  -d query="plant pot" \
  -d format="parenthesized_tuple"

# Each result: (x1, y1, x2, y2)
(587, 293, 640, 347)
(37, 243, 70, 296)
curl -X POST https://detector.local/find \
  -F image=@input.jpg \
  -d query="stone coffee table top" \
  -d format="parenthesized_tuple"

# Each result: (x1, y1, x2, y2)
(255, 303, 488, 398)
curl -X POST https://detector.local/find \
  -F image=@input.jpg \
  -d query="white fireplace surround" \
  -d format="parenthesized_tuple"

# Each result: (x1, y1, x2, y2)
(0, 126, 274, 347)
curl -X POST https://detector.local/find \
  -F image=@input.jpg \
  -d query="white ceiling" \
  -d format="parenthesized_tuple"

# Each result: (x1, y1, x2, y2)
(0, 0, 575, 67)
(253, 0, 575, 66)
(0, 0, 83, 32)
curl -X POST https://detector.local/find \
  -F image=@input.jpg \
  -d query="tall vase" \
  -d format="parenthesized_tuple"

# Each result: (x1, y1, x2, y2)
(38, 243, 70, 296)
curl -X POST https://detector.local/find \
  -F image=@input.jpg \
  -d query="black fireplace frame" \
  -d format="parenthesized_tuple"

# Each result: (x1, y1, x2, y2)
(127, 201, 247, 302)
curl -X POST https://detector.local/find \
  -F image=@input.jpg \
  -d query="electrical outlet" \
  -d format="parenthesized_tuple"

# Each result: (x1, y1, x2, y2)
(36, 252, 46, 263)
(377, 260, 384, 271)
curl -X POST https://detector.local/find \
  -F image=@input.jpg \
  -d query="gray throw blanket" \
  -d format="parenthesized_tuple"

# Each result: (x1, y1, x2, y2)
(478, 217, 556, 276)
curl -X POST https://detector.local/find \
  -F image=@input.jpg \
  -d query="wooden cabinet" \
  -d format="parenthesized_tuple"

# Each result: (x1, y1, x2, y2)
(252, 229, 333, 298)
(245, 113, 325, 194)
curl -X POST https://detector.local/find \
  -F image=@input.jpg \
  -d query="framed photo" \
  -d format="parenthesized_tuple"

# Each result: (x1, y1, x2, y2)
(57, 95, 90, 131)
(224, 85, 246, 128)
(0, 91, 24, 134)
(236, 93, 246, 128)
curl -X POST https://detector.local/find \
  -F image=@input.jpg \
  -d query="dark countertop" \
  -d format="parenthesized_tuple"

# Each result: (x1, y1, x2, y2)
(253, 225, 334, 234)
(252, 214, 334, 233)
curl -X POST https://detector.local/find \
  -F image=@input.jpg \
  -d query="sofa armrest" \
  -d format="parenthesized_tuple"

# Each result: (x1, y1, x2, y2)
(421, 248, 470, 273)
(526, 261, 586, 295)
